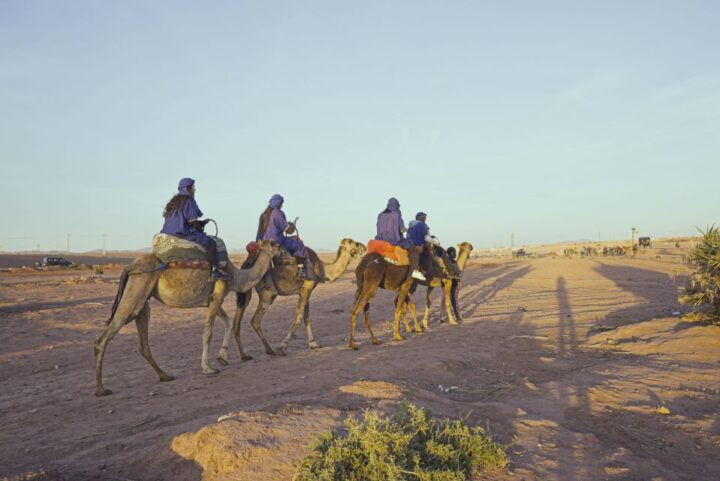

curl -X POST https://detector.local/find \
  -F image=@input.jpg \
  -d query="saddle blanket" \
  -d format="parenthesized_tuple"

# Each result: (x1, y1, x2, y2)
(166, 259, 211, 270)
(367, 239, 409, 266)
(152, 233, 228, 266)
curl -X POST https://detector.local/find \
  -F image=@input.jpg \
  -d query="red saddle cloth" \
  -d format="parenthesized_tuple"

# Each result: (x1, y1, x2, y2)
(367, 240, 409, 266)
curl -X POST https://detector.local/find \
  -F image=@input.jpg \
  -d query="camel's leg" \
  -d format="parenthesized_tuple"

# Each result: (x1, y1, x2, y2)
(135, 302, 174, 382)
(362, 302, 382, 345)
(422, 286, 434, 329)
(249, 289, 277, 356)
(398, 295, 413, 334)
(304, 297, 321, 349)
(393, 281, 413, 341)
(444, 280, 459, 325)
(94, 273, 156, 396)
(216, 307, 231, 366)
(201, 282, 228, 374)
(278, 286, 312, 354)
(349, 283, 379, 350)
(407, 298, 423, 334)
(232, 291, 253, 361)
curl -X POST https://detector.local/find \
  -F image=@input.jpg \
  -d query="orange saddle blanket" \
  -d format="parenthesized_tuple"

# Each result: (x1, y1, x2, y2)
(367, 240, 409, 266)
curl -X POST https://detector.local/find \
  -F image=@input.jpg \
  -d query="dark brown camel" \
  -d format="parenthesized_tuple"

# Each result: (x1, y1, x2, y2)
(347, 244, 446, 349)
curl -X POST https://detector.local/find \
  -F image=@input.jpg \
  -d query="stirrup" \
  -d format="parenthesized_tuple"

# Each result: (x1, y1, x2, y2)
(411, 270, 427, 281)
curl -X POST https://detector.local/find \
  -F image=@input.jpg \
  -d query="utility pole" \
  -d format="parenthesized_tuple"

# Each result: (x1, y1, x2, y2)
(67, 233, 70, 253)
(631, 227, 637, 246)
(102, 233, 107, 256)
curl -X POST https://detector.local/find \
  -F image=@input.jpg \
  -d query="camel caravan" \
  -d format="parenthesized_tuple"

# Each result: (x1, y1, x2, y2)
(94, 180, 470, 395)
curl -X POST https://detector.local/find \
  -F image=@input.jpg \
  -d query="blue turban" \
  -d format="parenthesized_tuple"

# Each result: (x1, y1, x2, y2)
(178, 178, 195, 195)
(387, 197, 400, 212)
(415, 211, 427, 220)
(269, 194, 284, 209)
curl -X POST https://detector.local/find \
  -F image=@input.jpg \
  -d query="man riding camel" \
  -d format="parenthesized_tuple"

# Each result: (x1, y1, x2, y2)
(375, 197, 426, 281)
(160, 177, 228, 281)
(256, 194, 321, 281)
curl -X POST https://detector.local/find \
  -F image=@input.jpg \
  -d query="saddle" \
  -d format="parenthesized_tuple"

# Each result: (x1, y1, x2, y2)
(244, 241, 325, 291)
(152, 233, 228, 268)
(367, 240, 409, 266)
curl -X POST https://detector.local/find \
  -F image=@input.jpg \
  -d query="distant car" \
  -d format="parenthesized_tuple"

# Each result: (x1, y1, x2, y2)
(638, 237, 652, 248)
(41, 256, 73, 267)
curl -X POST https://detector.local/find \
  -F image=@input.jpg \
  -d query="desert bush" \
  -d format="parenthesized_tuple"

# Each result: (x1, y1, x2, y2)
(680, 226, 720, 322)
(92, 264, 104, 275)
(293, 402, 506, 481)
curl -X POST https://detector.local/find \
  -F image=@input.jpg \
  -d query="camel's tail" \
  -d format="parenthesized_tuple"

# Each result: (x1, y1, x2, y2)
(450, 279, 461, 321)
(107, 267, 130, 325)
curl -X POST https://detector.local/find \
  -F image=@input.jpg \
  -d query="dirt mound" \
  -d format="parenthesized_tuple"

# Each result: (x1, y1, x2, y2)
(171, 405, 342, 481)
(337, 380, 405, 400)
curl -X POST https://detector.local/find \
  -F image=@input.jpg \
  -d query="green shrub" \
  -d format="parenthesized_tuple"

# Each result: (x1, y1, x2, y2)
(680, 226, 720, 322)
(294, 403, 507, 481)
(92, 264, 104, 275)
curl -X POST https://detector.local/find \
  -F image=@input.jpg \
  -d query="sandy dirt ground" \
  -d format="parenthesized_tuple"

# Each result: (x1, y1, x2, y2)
(1, 254, 719, 481)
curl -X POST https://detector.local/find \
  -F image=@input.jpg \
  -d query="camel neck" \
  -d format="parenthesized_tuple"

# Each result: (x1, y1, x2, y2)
(323, 247, 353, 282)
(229, 249, 272, 292)
(457, 249, 471, 271)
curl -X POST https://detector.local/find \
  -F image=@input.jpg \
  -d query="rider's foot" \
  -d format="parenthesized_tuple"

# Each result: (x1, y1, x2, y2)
(211, 267, 229, 281)
(411, 270, 427, 281)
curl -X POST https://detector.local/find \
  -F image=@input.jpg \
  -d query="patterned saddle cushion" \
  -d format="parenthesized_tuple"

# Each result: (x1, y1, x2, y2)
(152, 233, 228, 266)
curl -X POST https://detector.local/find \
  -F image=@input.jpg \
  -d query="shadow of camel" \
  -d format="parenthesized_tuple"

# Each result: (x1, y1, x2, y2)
(593, 262, 688, 328)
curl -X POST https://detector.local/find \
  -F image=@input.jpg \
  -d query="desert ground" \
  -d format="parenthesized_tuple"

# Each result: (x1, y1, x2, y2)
(1, 246, 719, 481)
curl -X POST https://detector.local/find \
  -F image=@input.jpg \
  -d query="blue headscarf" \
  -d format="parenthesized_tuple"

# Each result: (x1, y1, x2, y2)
(415, 211, 427, 220)
(269, 194, 284, 209)
(178, 178, 195, 196)
(386, 197, 400, 212)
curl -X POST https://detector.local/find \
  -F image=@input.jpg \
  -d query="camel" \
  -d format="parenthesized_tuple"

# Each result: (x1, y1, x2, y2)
(93, 240, 280, 396)
(219, 238, 366, 361)
(402, 242, 474, 329)
(347, 244, 450, 350)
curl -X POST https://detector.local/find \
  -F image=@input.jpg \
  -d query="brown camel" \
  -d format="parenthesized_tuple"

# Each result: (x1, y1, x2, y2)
(93, 240, 280, 396)
(402, 242, 474, 329)
(347, 244, 447, 350)
(219, 238, 366, 361)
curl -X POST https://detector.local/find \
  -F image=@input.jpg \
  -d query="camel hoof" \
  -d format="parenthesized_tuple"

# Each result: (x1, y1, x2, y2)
(216, 357, 229, 366)
(241, 354, 253, 361)
(266, 349, 276, 356)
(203, 368, 219, 375)
(349, 342, 359, 351)
(393, 335, 406, 342)
(371, 339, 383, 345)
(276, 348, 287, 357)
(309, 341, 321, 349)
(159, 374, 175, 382)
(95, 388, 113, 396)
(414, 328, 424, 334)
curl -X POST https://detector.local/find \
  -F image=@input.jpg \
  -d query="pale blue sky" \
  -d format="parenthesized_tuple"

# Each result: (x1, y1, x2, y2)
(1, 1, 718, 252)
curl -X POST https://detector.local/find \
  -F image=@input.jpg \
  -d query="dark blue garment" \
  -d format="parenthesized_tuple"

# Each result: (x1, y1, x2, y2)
(408, 221, 430, 246)
(259, 207, 308, 257)
(376, 197, 407, 246)
(160, 196, 211, 248)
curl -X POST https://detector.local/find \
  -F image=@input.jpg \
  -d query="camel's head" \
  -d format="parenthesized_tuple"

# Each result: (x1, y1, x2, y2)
(457, 242, 474, 255)
(340, 238, 366, 258)
(257, 239, 282, 258)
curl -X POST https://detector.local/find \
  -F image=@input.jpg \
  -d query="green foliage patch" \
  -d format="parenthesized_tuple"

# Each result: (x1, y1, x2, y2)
(294, 403, 507, 481)
(680, 226, 720, 322)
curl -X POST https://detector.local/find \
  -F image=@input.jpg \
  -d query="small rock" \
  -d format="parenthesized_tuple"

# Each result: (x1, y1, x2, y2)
(30, 408, 38, 414)
(148, 392, 155, 396)
(108, 409, 113, 414)
(53, 365, 59, 370)
(672, 311, 681, 316)
(516, 408, 527, 416)
(525, 381, 539, 391)
(655, 406, 671, 415)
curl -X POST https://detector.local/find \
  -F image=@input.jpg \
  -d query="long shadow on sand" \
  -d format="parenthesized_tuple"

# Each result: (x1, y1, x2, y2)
(593, 261, 687, 328)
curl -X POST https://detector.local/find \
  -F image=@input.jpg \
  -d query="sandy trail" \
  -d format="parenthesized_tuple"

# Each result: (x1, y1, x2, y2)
(1, 256, 719, 481)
